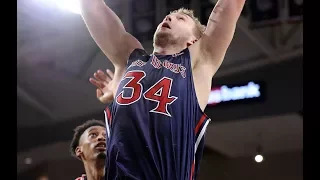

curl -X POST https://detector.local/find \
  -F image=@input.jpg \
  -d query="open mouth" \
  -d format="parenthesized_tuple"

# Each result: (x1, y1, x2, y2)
(161, 22, 171, 29)
(95, 142, 106, 149)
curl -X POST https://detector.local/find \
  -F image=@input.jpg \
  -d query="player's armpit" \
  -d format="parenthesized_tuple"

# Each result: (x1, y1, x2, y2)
(80, 0, 144, 69)
(198, 0, 246, 75)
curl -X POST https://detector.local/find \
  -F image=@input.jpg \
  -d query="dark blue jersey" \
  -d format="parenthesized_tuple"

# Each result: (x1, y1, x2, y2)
(104, 48, 211, 180)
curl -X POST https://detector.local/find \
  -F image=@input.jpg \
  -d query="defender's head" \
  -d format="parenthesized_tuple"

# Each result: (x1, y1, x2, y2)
(70, 120, 106, 162)
(153, 8, 206, 49)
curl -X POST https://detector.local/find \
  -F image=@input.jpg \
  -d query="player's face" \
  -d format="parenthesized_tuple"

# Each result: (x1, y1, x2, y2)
(154, 13, 197, 47)
(78, 126, 107, 161)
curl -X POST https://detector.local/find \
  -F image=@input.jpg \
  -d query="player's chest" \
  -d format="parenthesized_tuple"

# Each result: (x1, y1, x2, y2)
(115, 56, 189, 105)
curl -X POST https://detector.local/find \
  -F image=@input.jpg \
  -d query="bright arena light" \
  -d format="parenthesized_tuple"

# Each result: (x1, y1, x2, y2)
(254, 154, 264, 163)
(37, 0, 81, 14)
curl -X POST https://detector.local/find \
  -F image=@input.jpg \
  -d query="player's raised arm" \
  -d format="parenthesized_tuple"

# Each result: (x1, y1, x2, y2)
(198, 0, 246, 75)
(80, 0, 143, 68)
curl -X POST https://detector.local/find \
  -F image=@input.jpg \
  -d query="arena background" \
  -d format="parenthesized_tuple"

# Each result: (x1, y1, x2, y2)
(17, 0, 303, 179)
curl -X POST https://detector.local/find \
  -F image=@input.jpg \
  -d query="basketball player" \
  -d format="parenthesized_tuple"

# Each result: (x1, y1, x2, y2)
(80, 0, 246, 179)
(71, 120, 107, 180)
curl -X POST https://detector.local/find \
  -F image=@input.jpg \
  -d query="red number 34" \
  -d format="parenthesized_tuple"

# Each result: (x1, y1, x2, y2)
(116, 70, 177, 117)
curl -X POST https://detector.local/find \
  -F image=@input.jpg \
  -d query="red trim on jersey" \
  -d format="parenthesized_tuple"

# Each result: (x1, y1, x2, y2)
(190, 160, 195, 180)
(105, 107, 112, 124)
(195, 114, 207, 134)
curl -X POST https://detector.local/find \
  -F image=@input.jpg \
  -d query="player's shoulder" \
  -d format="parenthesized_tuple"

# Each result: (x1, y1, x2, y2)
(128, 48, 150, 62)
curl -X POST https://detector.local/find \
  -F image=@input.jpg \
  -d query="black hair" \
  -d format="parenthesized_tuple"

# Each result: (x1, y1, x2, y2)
(70, 119, 105, 158)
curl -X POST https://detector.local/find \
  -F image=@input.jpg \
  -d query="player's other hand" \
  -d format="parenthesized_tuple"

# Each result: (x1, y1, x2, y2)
(89, 69, 114, 104)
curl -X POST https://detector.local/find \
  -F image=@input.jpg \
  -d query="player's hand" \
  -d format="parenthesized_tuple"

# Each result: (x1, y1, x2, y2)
(75, 174, 86, 180)
(89, 69, 115, 104)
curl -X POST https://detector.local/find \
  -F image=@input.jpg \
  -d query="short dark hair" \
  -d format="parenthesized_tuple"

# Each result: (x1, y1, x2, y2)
(70, 119, 106, 158)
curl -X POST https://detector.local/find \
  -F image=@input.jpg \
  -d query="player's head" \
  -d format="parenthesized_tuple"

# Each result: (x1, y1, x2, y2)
(70, 119, 106, 162)
(153, 8, 206, 49)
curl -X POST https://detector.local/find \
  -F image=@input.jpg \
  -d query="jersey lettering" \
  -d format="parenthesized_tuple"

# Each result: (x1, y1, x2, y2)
(128, 59, 147, 68)
(151, 56, 162, 69)
(150, 55, 186, 78)
(144, 77, 177, 117)
(116, 70, 177, 116)
(116, 71, 146, 105)
(163, 60, 179, 73)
